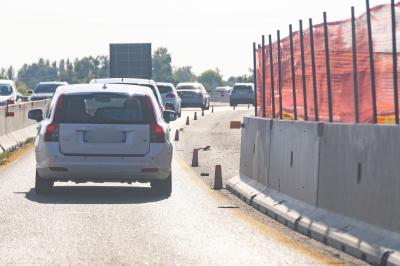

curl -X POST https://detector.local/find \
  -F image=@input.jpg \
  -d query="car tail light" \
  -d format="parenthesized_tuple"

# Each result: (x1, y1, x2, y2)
(7, 99, 15, 105)
(166, 93, 176, 98)
(144, 96, 166, 143)
(150, 123, 166, 143)
(44, 123, 60, 142)
(44, 94, 64, 142)
(49, 167, 68, 172)
(141, 168, 159, 173)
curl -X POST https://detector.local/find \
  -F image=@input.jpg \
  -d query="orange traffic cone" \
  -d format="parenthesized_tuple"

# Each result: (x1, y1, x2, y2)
(192, 149, 199, 167)
(214, 165, 223, 190)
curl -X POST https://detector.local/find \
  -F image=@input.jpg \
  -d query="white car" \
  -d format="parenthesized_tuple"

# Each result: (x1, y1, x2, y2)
(91, 78, 164, 112)
(156, 82, 182, 117)
(0, 80, 20, 106)
(28, 84, 176, 196)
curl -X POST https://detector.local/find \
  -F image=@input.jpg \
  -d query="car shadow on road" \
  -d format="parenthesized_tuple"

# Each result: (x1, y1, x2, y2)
(20, 186, 168, 204)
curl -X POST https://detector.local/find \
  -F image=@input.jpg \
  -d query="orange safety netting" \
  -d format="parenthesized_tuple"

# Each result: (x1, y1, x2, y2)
(256, 2, 400, 123)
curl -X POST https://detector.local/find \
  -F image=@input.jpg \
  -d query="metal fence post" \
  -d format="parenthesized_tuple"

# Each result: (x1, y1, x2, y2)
(253, 42, 258, 117)
(289, 24, 298, 120)
(366, 0, 378, 123)
(269, 35, 276, 119)
(261, 35, 266, 118)
(277, 30, 283, 119)
(391, 0, 399, 124)
(299, 20, 308, 121)
(309, 18, 319, 121)
(351, 7, 360, 123)
(323, 12, 333, 122)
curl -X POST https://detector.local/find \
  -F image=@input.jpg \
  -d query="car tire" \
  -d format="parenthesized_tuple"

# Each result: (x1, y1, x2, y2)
(35, 171, 54, 194)
(204, 101, 210, 110)
(151, 173, 172, 197)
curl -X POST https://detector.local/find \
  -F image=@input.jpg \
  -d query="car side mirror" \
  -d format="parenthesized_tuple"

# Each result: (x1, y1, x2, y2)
(28, 90, 33, 95)
(163, 110, 177, 123)
(28, 109, 43, 122)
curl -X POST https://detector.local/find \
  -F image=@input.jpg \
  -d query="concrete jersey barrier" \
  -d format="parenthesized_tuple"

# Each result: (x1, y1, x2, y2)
(0, 100, 49, 153)
(318, 123, 400, 232)
(228, 117, 400, 265)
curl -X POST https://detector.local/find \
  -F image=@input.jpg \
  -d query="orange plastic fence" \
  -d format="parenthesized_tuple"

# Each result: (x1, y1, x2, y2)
(256, 2, 400, 123)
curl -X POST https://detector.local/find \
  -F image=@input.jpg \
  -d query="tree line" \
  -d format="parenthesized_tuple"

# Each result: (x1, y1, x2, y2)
(0, 47, 253, 95)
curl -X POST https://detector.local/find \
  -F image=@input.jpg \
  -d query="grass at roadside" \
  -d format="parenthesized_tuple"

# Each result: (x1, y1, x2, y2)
(0, 151, 10, 165)
(0, 138, 35, 167)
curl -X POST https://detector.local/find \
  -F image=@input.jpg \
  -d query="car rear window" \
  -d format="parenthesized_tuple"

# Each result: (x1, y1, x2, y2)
(60, 93, 153, 124)
(157, 85, 173, 94)
(232, 85, 253, 93)
(177, 85, 200, 91)
(0, 84, 12, 96)
(35, 84, 62, 93)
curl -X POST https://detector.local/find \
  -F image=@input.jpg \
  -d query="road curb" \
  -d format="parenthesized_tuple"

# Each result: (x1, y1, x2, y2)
(227, 176, 400, 266)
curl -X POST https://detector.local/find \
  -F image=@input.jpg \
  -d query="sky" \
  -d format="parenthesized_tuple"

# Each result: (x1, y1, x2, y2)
(0, 0, 391, 78)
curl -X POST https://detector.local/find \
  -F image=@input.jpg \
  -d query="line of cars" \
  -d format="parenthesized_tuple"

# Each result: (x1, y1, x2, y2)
(0, 80, 69, 106)
(212, 83, 255, 107)
(0, 79, 255, 110)
(10, 76, 254, 197)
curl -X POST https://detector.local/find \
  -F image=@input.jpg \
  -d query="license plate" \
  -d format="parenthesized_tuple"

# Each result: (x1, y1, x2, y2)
(83, 130, 126, 143)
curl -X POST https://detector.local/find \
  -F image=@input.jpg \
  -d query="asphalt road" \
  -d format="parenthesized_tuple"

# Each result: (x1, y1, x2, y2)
(0, 106, 363, 265)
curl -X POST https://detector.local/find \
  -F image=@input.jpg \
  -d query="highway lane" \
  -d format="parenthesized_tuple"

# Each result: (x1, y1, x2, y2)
(0, 107, 360, 265)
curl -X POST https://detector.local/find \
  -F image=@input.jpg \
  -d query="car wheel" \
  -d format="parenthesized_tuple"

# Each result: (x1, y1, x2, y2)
(35, 171, 54, 194)
(151, 173, 172, 197)
(205, 101, 210, 110)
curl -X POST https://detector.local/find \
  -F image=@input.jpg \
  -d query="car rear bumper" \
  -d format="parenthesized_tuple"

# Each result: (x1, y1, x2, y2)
(181, 99, 205, 108)
(230, 97, 254, 104)
(36, 143, 173, 182)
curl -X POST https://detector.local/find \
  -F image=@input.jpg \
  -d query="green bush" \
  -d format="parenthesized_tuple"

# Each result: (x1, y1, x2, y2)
(15, 80, 30, 96)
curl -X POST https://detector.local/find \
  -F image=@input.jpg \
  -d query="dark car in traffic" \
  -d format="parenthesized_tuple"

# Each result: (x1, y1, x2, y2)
(230, 83, 255, 106)
(29, 82, 68, 101)
(176, 83, 210, 110)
